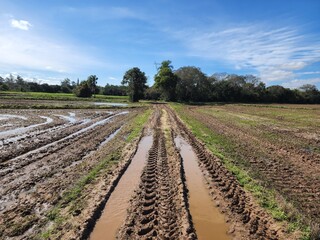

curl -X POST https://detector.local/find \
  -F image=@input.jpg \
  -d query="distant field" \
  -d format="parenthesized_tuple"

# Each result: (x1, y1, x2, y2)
(0, 91, 132, 109)
(0, 91, 128, 102)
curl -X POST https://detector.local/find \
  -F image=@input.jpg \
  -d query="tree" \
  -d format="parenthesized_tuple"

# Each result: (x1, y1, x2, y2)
(154, 60, 178, 101)
(74, 81, 92, 98)
(61, 78, 72, 93)
(122, 67, 147, 102)
(87, 75, 99, 96)
(299, 84, 320, 103)
(175, 66, 211, 102)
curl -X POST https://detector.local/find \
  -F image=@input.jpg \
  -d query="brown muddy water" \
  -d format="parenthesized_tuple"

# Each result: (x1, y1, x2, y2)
(89, 135, 153, 240)
(175, 136, 231, 240)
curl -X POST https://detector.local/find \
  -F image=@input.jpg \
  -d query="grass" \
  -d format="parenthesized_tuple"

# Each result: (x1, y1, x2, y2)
(170, 102, 311, 239)
(126, 108, 152, 142)
(0, 91, 128, 102)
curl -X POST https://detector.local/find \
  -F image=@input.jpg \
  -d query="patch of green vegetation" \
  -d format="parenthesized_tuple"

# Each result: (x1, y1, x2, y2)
(170, 103, 311, 239)
(0, 91, 128, 102)
(62, 152, 119, 205)
(126, 108, 152, 142)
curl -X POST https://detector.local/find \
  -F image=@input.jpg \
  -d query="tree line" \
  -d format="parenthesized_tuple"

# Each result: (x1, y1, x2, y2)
(122, 61, 320, 104)
(0, 74, 127, 97)
(1, 61, 320, 103)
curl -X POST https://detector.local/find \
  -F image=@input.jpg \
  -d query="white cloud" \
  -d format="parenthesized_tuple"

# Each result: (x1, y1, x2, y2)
(11, 19, 32, 30)
(282, 78, 320, 89)
(0, 24, 106, 75)
(171, 24, 320, 82)
(299, 71, 320, 75)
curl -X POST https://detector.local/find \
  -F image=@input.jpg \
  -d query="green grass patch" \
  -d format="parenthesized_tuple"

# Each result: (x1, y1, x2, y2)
(170, 103, 311, 239)
(126, 108, 152, 142)
(0, 91, 128, 102)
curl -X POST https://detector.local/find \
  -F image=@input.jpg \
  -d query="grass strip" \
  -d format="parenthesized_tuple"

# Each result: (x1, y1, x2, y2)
(126, 108, 152, 142)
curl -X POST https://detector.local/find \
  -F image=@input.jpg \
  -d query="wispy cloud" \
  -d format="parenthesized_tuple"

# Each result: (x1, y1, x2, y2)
(299, 71, 320, 75)
(10, 19, 32, 30)
(61, 6, 143, 20)
(171, 24, 320, 83)
(282, 78, 320, 89)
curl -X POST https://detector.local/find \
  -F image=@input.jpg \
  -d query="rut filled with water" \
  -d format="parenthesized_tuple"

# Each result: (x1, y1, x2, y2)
(175, 136, 231, 240)
(89, 135, 153, 239)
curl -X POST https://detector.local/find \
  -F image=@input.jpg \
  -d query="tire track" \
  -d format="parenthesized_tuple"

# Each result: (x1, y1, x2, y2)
(117, 109, 195, 239)
(165, 105, 283, 240)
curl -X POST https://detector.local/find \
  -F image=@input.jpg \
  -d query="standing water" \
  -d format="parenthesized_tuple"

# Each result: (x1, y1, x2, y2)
(90, 135, 153, 239)
(175, 136, 231, 240)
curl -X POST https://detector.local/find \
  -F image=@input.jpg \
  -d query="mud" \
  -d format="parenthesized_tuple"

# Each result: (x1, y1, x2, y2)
(0, 108, 138, 239)
(184, 105, 320, 226)
(164, 105, 286, 239)
(0, 105, 294, 239)
(90, 135, 153, 239)
(175, 136, 230, 240)
(117, 108, 196, 239)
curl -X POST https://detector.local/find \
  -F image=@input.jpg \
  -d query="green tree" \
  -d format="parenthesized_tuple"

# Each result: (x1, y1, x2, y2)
(175, 66, 211, 102)
(61, 78, 72, 93)
(122, 67, 147, 102)
(154, 60, 178, 101)
(87, 75, 99, 96)
(74, 81, 92, 98)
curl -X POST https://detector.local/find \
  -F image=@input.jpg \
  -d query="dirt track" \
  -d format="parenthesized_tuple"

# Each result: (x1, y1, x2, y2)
(117, 108, 195, 239)
(1, 105, 301, 239)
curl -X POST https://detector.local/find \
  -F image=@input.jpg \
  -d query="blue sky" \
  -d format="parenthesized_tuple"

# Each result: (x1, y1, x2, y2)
(0, 0, 320, 88)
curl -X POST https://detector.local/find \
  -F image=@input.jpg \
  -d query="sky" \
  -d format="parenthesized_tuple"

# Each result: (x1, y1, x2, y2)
(0, 0, 320, 89)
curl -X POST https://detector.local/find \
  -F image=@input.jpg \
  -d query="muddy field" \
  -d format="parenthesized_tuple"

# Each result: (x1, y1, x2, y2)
(0, 103, 318, 239)
(0, 108, 141, 239)
(173, 103, 320, 238)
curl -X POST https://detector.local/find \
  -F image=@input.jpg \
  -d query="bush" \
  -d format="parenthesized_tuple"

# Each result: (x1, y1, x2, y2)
(74, 81, 92, 98)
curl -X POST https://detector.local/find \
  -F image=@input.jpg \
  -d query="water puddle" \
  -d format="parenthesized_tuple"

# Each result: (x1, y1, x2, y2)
(93, 102, 128, 107)
(0, 114, 28, 121)
(0, 116, 53, 139)
(175, 136, 230, 240)
(99, 127, 122, 147)
(1, 112, 127, 171)
(89, 135, 153, 240)
(55, 112, 77, 123)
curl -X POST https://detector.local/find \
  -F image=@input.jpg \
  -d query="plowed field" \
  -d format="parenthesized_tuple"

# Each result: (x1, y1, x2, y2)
(1, 103, 318, 240)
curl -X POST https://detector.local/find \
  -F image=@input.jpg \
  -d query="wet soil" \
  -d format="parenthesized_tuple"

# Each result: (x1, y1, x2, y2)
(0, 105, 294, 239)
(0, 109, 139, 239)
(90, 135, 153, 239)
(117, 108, 195, 239)
(175, 136, 230, 240)
(184, 105, 320, 226)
